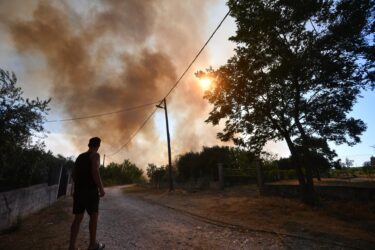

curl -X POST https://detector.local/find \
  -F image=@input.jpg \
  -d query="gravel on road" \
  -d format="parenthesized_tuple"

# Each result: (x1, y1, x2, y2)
(79, 186, 351, 250)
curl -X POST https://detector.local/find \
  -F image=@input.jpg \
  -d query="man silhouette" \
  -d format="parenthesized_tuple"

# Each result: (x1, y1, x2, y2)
(69, 137, 105, 250)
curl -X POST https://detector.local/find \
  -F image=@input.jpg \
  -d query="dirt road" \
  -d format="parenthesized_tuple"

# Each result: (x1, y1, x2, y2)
(79, 186, 348, 250)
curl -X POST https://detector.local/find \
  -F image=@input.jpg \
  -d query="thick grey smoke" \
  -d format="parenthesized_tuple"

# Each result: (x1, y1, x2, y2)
(4, 0, 225, 167)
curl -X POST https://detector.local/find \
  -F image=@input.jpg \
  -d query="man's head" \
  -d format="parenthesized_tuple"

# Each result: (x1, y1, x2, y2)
(88, 137, 101, 151)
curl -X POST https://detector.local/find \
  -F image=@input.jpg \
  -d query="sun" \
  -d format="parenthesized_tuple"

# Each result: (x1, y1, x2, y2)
(199, 78, 212, 90)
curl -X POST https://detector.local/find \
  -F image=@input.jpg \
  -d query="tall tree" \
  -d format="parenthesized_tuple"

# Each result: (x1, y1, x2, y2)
(198, 0, 373, 204)
(0, 69, 50, 148)
(0, 68, 50, 188)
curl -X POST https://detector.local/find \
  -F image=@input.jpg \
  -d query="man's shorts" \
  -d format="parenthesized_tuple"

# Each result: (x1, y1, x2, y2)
(73, 190, 99, 215)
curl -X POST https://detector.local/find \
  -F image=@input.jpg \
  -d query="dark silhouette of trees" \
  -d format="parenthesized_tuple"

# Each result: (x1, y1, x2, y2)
(0, 69, 50, 149)
(175, 146, 254, 183)
(100, 160, 144, 186)
(146, 164, 168, 188)
(0, 68, 53, 190)
(198, 0, 373, 204)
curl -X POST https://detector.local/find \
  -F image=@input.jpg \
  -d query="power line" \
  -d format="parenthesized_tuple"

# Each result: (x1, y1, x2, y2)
(106, 108, 158, 157)
(164, 10, 230, 100)
(46, 10, 229, 124)
(45, 101, 160, 123)
(106, 10, 230, 157)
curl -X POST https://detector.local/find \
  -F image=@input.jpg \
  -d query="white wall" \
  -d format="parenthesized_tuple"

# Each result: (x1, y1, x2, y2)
(0, 183, 59, 231)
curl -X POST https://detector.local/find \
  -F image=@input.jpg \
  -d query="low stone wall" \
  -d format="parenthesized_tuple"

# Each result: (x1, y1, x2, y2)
(0, 183, 59, 231)
(263, 184, 375, 201)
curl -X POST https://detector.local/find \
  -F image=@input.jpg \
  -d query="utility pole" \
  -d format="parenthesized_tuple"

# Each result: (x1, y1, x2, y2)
(156, 98, 174, 191)
(102, 154, 106, 168)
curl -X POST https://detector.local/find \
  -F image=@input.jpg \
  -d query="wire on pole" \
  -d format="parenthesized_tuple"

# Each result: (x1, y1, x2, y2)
(46, 101, 160, 123)
(106, 108, 158, 157)
(164, 10, 230, 100)
(106, 10, 230, 157)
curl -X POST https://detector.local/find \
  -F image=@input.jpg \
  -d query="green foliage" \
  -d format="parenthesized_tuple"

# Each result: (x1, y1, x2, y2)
(146, 164, 168, 187)
(175, 146, 255, 183)
(146, 163, 158, 180)
(100, 160, 144, 186)
(330, 167, 375, 178)
(0, 144, 74, 191)
(263, 163, 298, 182)
(0, 69, 50, 149)
(276, 151, 331, 173)
(200, 0, 372, 153)
(198, 0, 373, 203)
(0, 68, 70, 191)
(361, 166, 375, 178)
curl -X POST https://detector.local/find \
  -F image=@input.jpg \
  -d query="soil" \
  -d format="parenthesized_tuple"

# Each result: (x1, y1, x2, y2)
(123, 184, 375, 249)
(0, 197, 88, 250)
(269, 177, 375, 188)
(1, 184, 374, 250)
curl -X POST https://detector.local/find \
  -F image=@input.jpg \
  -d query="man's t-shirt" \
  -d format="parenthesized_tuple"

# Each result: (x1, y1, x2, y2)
(74, 152, 98, 194)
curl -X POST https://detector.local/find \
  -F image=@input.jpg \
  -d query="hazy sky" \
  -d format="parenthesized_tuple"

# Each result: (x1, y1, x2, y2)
(0, 0, 374, 169)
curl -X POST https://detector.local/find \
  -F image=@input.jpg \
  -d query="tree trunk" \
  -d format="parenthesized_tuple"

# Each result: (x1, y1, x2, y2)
(292, 80, 319, 205)
(295, 122, 319, 205)
(302, 156, 317, 205)
(268, 114, 317, 205)
(315, 166, 321, 181)
(284, 136, 310, 200)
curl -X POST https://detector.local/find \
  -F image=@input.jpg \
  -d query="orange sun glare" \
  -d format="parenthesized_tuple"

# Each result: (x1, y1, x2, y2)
(199, 78, 212, 90)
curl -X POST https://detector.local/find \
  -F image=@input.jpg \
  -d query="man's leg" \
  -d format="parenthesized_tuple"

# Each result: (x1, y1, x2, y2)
(88, 212, 98, 248)
(69, 213, 84, 250)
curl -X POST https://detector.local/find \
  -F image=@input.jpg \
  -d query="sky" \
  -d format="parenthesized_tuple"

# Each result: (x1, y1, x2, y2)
(0, 0, 374, 169)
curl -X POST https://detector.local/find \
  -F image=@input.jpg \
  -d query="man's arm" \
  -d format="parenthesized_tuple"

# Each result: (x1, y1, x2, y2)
(91, 153, 105, 197)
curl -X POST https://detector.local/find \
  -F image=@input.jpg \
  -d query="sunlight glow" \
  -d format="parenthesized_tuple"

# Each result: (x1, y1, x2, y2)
(199, 78, 212, 90)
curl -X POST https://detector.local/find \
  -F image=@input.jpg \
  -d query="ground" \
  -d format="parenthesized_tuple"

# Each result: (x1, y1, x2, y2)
(123, 184, 375, 249)
(0, 184, 374, 249)
(270, 177, 375, 188)
(0, 197, 88, 250)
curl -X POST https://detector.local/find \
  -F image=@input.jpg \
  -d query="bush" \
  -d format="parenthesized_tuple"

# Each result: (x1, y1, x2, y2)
(100, 160, 144, 186)
(175, 146, 255, 183)
(146, 164, 168, 187)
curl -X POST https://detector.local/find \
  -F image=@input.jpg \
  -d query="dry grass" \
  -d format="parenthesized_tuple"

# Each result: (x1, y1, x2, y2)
(0, 197, 88, 250)
(123, 185, 375, 246)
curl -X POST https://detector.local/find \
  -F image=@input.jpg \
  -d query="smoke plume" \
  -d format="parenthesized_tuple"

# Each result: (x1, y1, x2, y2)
(3, 0, 225, 167)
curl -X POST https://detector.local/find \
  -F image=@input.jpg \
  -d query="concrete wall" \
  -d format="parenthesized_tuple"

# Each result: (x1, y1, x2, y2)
(0, 183, 59, 231)
(263, 184, 375, 201)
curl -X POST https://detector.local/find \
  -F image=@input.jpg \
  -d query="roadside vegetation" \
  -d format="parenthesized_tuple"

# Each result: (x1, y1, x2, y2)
(147, 145, 375, 189)
(100, 160, 145, 186)
(0, 69, 74, 192)
(196, 0, 374, 204)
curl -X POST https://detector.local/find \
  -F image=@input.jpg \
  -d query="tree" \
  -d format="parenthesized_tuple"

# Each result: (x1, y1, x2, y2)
(146, 164, 167, 188)
(332, 159, 343, 170)
(0, 69, 50, 148)
(175, 146, 255, 184)
(146, 163, 158, 181)
(121, 159, 144, 182)
(198, 0, 373, 204)
(176, 152, 201, 182)
(362, 161, 371, 167)
(0, 69, 50, 189)
(344, 158, 354, 168)
(100, 159, 144, 186)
